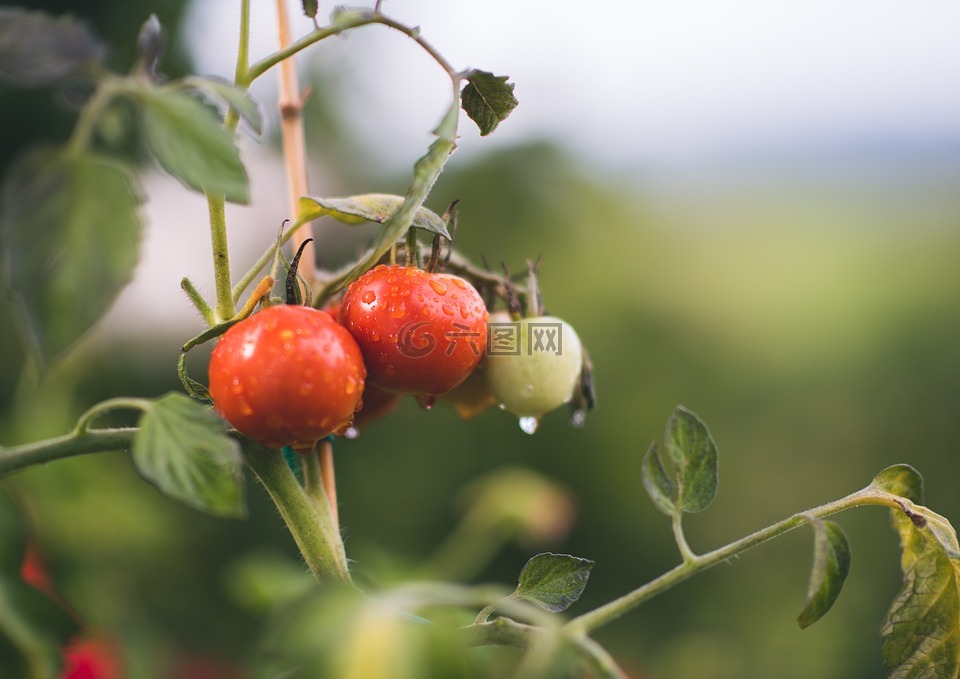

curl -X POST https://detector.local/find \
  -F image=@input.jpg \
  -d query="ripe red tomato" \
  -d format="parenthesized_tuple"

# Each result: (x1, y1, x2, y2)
(208, 305, 366, 449)
(340, 265, 488, 395)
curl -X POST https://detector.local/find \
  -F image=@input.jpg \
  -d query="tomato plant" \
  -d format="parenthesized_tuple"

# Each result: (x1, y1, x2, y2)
(208, 305, 365, 449)
(0, 4, 957, 679)
(339, 265, 488, 396)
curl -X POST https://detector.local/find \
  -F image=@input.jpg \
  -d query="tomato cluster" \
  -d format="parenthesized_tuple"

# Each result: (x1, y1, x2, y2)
(207, 263, 587, 448)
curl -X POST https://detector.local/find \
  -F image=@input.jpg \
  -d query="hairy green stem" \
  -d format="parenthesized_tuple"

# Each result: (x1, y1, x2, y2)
(672, 512, 697, 563)
(566, 488, 904, 635)
(206, 194, 236, 323)
(242, 445, 351, 584)
(0, 429, 136, 478)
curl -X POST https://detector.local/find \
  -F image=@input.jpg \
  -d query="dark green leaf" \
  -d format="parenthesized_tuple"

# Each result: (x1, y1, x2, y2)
(301, 0, 319, 19)
(137, 88, 249, 203)
(1, 148, 142, 364)
(663, 405, 718, 513)
(0, 575, 80, 677)
(182, 76, 263, 136)
(299, 194, 451, 239)
(870, 464, 924, 505)
(461, 70, 518, 136)
(513, 552, 594, 613)
(641, 441, 676, 516)
(881, 498, 960, 678)
(133, 393, 246, 518)
(0, 9, 106, 85)
(797, 518, 851, 629)
(0, 492, 26, 574)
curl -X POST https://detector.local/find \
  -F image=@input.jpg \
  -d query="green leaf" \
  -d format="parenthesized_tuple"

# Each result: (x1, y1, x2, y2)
(301, 0, 319, 19)
(137, 88, 249, 203)
(663, 405, 718, 513)
(0, 575, 80, 678)
(0, 148, 142, 364)
(641, 441, 676, 516)
(133, 393, 246, 518)
(0, 9, 106, 85)
(513, 552, 594, 613)
(870, 464, 924, 504)
(797, 518, 851, 629)
(461, 70, 518, 136)
(881, 498, 960, 678)
(298, 193, 451, 239)
(181, 75, 263, 136)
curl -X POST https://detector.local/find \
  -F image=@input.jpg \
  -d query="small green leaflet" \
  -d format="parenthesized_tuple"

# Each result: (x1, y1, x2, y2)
(298, 194, 451, 239)
(513, 553, 594, 613)
(137, 88, 249, 204)
(133, 393, 246, 518)
(641, 405, 718, 516)
(871, 463, 924, 504)
(301, 0, 319, 20)
(461, 70, 518, 136)
(0, 9, 106, 85)
(881, 500, 960, 678)
(180, 75, 263, 136)
(797, 518, 851, 629)
(864, 466, 960, 678)
(0, 148, 142, 365)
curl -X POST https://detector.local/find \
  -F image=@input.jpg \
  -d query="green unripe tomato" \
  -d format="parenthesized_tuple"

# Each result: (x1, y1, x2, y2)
(484, 314, 583, 419)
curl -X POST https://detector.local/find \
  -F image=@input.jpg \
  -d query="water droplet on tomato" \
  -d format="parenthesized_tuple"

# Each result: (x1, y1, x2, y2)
(441, 304, 454, 316)
(345, 378, 357, 395)
(429, 279, 448, 295)
(386, 364, 397, 376)
(521, 383, 535, 397)
(361, 290, 376, 304)
(389, 303, 406, 318)
(459, 305, 469, 319)
(451, 278, 467, 289)
(370, 331, 381, 342)
(518, 416, 539, 435)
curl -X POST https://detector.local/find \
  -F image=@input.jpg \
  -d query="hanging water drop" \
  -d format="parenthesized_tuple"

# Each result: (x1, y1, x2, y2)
(570, 409, 587, 429)
(518, 416, 539, 434)
(344, 426, 360, 440)
(418, 394, 436, 410)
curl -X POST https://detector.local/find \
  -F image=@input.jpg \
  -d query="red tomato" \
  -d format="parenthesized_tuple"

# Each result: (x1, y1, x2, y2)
(208, 305, 366, 449)
(340, 265, 488, 395)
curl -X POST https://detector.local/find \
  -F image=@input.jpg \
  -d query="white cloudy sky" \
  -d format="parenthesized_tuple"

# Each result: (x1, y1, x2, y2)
(184, 0, 960, 169)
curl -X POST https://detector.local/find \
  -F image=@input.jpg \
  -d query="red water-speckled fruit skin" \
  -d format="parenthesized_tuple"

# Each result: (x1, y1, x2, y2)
(208, 305, 366, 449)
(340, 265, 488, 396)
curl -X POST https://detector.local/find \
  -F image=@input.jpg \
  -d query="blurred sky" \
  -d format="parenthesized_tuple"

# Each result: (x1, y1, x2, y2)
(184, 0, 960, 171)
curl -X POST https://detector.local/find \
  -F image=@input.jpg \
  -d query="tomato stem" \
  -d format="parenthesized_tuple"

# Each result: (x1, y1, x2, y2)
(243, 444, 352, 584)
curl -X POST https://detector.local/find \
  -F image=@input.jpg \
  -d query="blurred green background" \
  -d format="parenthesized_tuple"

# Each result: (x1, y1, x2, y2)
(3, 1, 960, 678)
